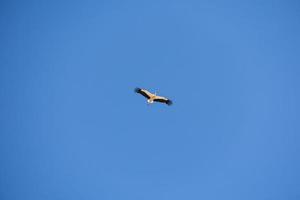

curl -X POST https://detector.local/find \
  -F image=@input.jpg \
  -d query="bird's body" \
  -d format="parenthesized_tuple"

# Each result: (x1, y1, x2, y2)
(135, 88, 173, 106)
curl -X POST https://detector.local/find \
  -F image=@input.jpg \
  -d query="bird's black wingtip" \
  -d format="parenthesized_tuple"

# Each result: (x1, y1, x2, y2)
(135, 87, 141, 93)
(166, 100, 173, 106)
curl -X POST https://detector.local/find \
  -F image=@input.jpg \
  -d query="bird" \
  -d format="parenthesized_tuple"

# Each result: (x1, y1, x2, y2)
(135, 88, 173, 106)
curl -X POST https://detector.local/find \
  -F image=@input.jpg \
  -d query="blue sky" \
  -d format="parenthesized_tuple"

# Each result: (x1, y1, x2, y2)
(1, 0, 300, 199)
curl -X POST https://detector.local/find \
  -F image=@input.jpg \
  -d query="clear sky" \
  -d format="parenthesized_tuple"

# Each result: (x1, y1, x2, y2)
(1, 0, 300, 199)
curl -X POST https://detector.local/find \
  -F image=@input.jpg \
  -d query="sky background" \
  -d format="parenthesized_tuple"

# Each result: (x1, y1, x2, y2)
(1, 0, 300, 199)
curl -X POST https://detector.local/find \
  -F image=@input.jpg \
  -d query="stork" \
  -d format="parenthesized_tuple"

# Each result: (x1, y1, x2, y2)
(135, 88, 173, 106)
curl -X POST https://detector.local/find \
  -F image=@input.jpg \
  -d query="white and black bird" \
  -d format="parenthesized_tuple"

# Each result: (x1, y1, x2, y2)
(135, 88, 173, 106)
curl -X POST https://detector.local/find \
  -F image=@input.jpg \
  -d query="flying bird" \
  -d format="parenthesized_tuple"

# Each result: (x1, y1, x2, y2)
(135, 88, 173, 105)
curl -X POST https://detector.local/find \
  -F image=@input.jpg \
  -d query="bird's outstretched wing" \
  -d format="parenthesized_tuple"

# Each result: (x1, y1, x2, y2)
(135, 88, 154, 99)
(154, 95, 173, 105)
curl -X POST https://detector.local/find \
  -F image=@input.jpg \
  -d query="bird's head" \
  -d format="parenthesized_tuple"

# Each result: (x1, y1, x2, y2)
(147, 99, 153, 104)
